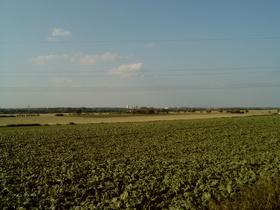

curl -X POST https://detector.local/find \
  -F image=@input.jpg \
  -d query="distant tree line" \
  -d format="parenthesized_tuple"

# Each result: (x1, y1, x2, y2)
(0, 107, 279, 115)
(226, 109, 247, 114)
(128, 107, 169, 114)
(0, 107, 127, 114)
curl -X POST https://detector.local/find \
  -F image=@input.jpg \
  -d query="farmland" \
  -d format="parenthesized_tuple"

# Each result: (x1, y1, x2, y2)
(1, 115, 280, 209)
(0, 109, 276, 127)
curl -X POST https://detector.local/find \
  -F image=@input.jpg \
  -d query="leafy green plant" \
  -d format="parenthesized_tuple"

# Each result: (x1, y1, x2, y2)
(1, 116, 280, 209)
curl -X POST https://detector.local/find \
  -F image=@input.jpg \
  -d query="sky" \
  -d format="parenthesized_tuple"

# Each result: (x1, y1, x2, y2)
(1, 0, 280, 108)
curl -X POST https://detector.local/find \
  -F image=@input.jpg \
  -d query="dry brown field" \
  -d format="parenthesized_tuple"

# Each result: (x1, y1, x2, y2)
(0, 110, 277, 126)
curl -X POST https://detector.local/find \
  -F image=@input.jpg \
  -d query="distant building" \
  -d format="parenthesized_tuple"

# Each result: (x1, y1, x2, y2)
(126, 105, 138, 109)
(131, 105, 138, 109)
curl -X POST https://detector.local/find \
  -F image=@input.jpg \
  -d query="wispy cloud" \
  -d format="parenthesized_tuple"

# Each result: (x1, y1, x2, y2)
(108, 63, 144, 77)
(71, 52, 129, 65)
(145, 43, 156, 48)
(28, 54, 68, 65)
(47, 28, 71, 40)
(28, 52, 129, 65)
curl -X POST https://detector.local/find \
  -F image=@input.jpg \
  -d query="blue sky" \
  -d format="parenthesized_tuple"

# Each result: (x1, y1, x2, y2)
(1, 0, 280, 108)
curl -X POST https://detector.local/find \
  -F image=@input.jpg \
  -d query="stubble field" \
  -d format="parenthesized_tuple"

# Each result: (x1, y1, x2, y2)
(0, 110, 276, 127)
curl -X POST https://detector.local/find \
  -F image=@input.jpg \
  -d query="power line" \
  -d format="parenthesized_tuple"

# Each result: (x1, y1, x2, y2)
(1, 67, 279, 78)
(1, 37, 280, 44)
(1, 66, 279, 74)
(1, 82, 280, 92)
(0, 71, 279, 78)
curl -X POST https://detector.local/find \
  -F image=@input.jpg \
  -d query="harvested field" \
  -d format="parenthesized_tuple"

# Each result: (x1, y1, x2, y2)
(0, 110, 276, 127)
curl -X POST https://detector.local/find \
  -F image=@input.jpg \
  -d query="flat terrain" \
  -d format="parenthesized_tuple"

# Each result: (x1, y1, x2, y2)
(1, 115, 280, 209)
(0, 110, 277, 126)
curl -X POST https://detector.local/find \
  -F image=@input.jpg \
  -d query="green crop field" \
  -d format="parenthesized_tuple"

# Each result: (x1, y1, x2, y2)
(1, 116, 280, 209)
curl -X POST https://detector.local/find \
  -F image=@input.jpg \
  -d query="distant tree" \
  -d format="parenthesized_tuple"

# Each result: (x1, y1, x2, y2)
(228, 109, 244, 114)
(75, 109, 82, 115)
(219, 108, 224, 113)
(190, 108, 196, 113)
(139, 107, 148, 114)
(161, 109, 169, 114)
(158, 108, 165, 113)
(148, 107, 155, 114)
(55, 114, 64, 116)
(206, 108, 212, 113)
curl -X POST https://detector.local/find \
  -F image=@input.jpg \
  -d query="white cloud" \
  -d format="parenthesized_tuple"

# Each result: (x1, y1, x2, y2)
(52, 77, 73, 83)
(47, 28, 71, 40)
(145, 43, 156, 48)
(28, 52, 129, 65)
(108, 63, 144, 77)
(28, 54, 68, 65)
(71, 52, 129, 65)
